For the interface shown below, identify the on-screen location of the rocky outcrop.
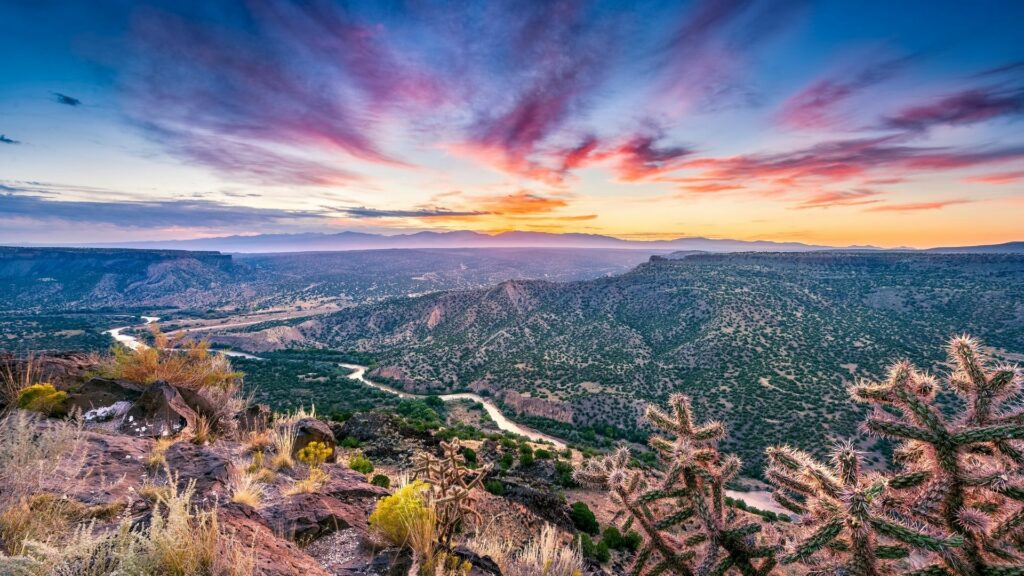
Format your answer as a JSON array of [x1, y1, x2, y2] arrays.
[[119, 381, 191, 437], [219, 503, 332, 576], [321, 464, 391, 502], [336, 411, 436, 465], [164, 441, 234, 497], [66, 378, 143, 414], [261, 493, 368, 541]]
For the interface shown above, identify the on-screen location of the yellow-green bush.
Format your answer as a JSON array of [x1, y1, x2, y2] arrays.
[[16, 384, 67, 416], [368, 481, 430, 547]]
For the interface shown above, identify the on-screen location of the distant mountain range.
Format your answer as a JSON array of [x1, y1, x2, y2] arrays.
[[76, 230, 888, 253]]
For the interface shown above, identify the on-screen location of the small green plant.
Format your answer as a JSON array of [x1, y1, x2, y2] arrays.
[[484, 479, 505, 496], [297, 441, 333, 468], [461, 447, 477, 466], [340, 436, 360, 448], [16, 384, 67, 416], [569, 502, 598, 535], [535, 448, 552, 460], [348, 452, 374, 474], [370, 474, 391, 488]]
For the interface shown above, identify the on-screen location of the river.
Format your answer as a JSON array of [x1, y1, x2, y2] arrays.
[[106, 316, 785, 514]]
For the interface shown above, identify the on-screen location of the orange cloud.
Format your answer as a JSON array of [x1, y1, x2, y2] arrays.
[[965, 171, 1024, 184], [865, 199, 971, 212], [477, 190, 569, 215]]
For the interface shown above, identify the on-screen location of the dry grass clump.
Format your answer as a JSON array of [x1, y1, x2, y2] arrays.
[[230, 472, 266, 508], [0, 411, 87, 554], [503, 524, 583, 576], [1, 354, 41, 409], [273, 405, 316, 428], [269, 423, 296, 471], [106, 326, 242, 391], [4, 480, 255, 576], [147, 437, 177, 470]]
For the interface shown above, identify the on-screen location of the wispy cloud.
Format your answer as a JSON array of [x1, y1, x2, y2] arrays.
[[965, 170, 1024, 184], [0, 185, 326, 230], [794, 189, 883, 209], [0, 134, 19, 145], [52, 92, 81, 106], [777, 54, 912, 129], [865, 199, 971, 212], [882, 86, 1024, 132], [342, 207, 488, 219]]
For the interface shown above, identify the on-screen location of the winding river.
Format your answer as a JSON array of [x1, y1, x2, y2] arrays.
[[340, 363, 567, 449], [106, 316, 786, 514]]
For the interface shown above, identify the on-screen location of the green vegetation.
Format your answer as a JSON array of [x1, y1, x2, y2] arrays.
[[348, 453, 374, 474], [316, 252, 1024, 475], [569, 502, 598, 535], [15, 384, 66, 416]]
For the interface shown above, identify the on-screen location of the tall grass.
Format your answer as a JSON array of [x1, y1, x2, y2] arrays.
[[0, 411, 87, 553], [503, 524, 583, 576]]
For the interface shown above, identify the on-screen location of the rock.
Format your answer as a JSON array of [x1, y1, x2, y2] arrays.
[[66, 377, 143, 414], [305, 529, 415, 576], [119, 381, 192, 437], [45, 430, 153, 509], [261, 493, 368, 541], [321, 464, 390, 502], [164, 441, 233, 498], [451, 546, 503, 576], [292, 417, 337, 463], [238, 403, 272, 433], [337, 411, 436, 465], [83, 400, 133, 424], [501, 479, 573, 530], [218, 503, 331, 576]]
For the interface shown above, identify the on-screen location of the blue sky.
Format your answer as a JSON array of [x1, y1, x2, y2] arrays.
[[1, 0, 1023, 247]]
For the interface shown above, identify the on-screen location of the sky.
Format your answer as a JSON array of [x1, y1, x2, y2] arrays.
[[1, 0, 1023, 248]]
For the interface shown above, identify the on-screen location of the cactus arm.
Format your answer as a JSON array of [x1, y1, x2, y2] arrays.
[[781, 519, 843, 564]]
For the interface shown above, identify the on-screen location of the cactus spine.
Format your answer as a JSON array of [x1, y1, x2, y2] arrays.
[[849, 336, 1024, 575], [765, 442, 960, 574]]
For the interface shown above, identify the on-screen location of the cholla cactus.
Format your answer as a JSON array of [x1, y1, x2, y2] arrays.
[[849, 336, 1024, 575], [766, 442, 960, 574], [412, 438, 491, 548], [575, 394, 776, 576]]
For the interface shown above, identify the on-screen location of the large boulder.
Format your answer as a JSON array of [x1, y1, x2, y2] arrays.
[[218, 503, 331, 576], [291, 417, 337, 463], [261, 492, 367, 541], [119, 381, 193, 437], [164, 441, 234, 498], [336, 411, 436, 465], [66, 378, 144, 415]]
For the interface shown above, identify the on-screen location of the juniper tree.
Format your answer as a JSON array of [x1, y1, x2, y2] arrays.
[[849, 336, 1024, 575], [765, 442, 960, 575], [575, 394, 777, 576]]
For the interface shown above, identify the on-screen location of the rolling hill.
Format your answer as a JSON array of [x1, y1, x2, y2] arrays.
[[304, 252, 1024, 474]]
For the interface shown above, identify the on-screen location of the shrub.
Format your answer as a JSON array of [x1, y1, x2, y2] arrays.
[[348, 453, 374, 474], [105, 326, 241, 391], [577, 533, 595, 560], [484, 480, 505, 496], [534, 448, 551, 460], [370, 474, 391, 488], [601, 526, 622, 549], [554, 460, 576, 488], [500, 453, 514, 470], [594, 540, 610, 564], [369, 481, 431, 546], [460, 447, 477, 466], [339, 436, 360, 448], [16, 384, 67, 416], [518, 447, 534, 467], [569, 502, 598, 535]]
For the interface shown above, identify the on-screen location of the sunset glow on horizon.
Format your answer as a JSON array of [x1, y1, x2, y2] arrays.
[[1, 1, 1022, 248]]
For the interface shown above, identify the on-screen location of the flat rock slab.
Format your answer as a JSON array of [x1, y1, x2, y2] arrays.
[[261, 492, 368, 541], [164, 441, 234, 498], [219, 503, 331, 576]]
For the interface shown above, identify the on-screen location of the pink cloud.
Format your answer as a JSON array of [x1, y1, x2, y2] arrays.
[[866, 199, 971, 212]]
